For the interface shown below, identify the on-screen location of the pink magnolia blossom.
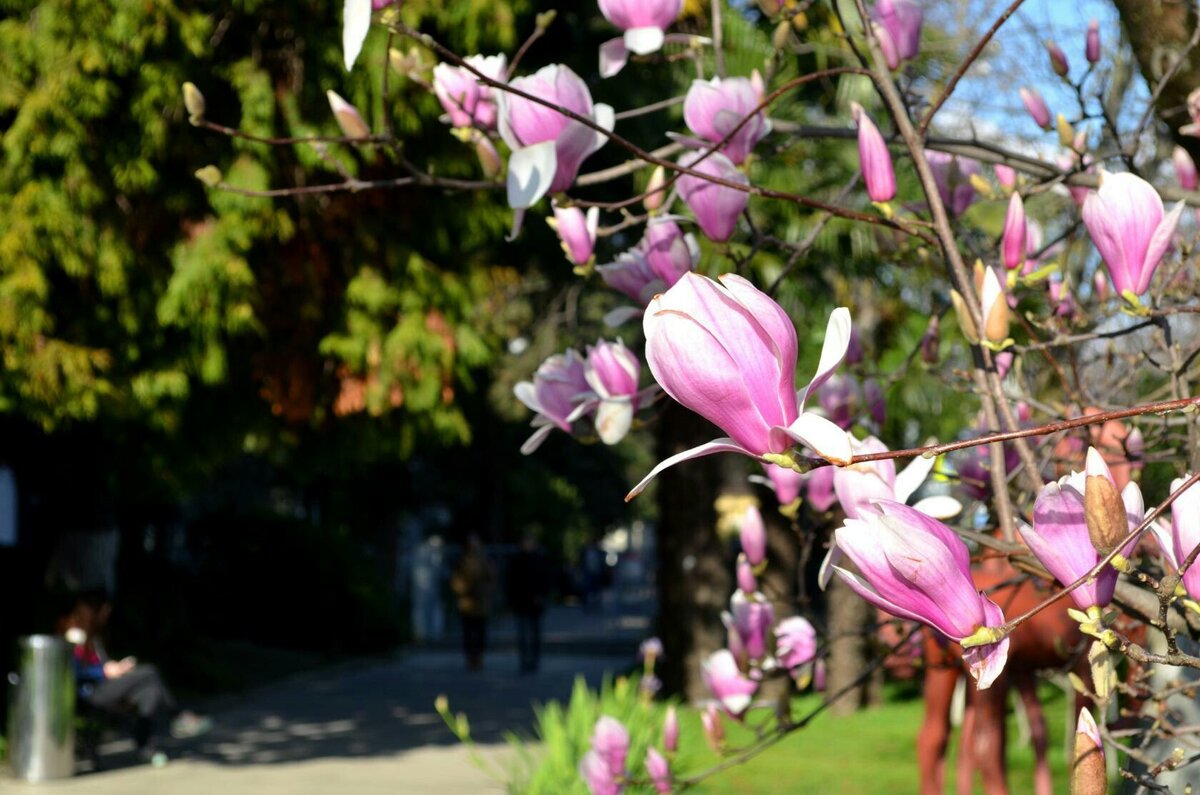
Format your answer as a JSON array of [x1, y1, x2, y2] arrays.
[[500, 65, 614, 220], [645, 747, 672, 794], [1150, 476, 1200, 600], [739, 505, 767, 565], [589, 716, 629, 783], [682, 76, 769, 165], [628, 274, 853, 499], [640, 219, 700, 286], [514, 350, 592, 454], [736, 556, 757, 594], [580, 751, 621, 795], [701, 705, 724, 749], [598, 251, 660, 305], [994, 164, 1017, 191], [764, 463, 803, 504], [1019, 87, 1052, 130], [1022, 448, 1144, 610], [1082, 170, 1184, 298], [326, 90, 371, 139], [926, 151, 980, 217], [724, 591, 775, 660], [851, 103, 895, 202], [818, 374, 862, 431], [871, 0, 923, 69], [676, 151, 749, 242], [1085, 20, 1100, 64], [549, 204, 600, 267], [1002, 192, 1026, 270], [598, 0, 683, 77], [432, 54, 507, 130], [663, 706, 679, 753], [701, 649, 758, 716], [774, 616, 817, 670], [584, 340, 655, 445], [831, 500, 1010, 688], [803, 466, 838, 512], [1174, 146, 1198, 191]]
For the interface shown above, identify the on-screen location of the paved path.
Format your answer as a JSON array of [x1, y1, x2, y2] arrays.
[[7, 607, 641, 794]]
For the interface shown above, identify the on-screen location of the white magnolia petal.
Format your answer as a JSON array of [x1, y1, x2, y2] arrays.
[[626, 438, 751, 500], [603, 306, 645, 327], [624, 26, 666, 55], [911, 495, 963, 520], [785, 412, 853, 466], [520, 424, 557, 455], [894, 452, 936, 503], [595, 399, 634, 445], [506, 141, 559, 210], [817, 542, 843, 590], [342, 0, 373, 71], [599, 38, 629, 78], [800, 307, 853, 408]]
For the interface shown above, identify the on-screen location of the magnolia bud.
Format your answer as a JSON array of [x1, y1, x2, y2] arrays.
[[1020, 87, 1051, 130], [472, 133, 502, 178], [1084, 448, 1127, 554], [979, 264, 1010, 344], [183, 82, 206, 124], [950, 289, 979, 345], [737, 554, 757, 594], [663, 706, 679, 753], [1045, 40, 1069, 78], [701, 705, 725, 751], [535, 10, 557, 31], [643, 166, 667, 213], [739, 505, 767, 566], [1085, 20, 1100, 65], [968, 172, 994, 199], [326, 90, 372, 139], [1056, 114, 1076, 149], [758, 0, 782, 16], [1072, 709, 1106, 795], [772, 20, 792, 50]]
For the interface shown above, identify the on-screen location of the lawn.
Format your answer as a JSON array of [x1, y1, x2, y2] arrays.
[[677, 685, 1071, 794]]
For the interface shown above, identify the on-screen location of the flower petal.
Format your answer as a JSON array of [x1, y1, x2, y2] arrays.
[[507, 141, 559, 209], [781, 412, 852, 465], [624, 26, 665, 55], [342, 0, 373, 71], [961, 595, 1010, 690], [799, 308, 853, 408], [626, 438, 752, 500], [599, 38, 629, 78]]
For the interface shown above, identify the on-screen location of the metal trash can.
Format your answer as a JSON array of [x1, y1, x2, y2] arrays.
[[7, 635, 75, 781]]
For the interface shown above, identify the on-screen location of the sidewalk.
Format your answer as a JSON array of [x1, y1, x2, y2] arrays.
[[7, 607, 641, 794]]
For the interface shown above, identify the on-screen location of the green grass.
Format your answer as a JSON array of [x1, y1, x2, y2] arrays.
[[675, 686, 1071, 794]]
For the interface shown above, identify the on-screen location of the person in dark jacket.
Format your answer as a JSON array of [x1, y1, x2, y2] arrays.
[[506, 536, 551, 673]]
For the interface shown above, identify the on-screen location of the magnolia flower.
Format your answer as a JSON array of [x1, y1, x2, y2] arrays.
[[1174, 146, 1198, 191], [433, 54, 507, 130], [1020, 87, 1052, 129], [1072, 709, 1105, 795], [326, 90, 371, 139], [851, 103, 895, 203], [580, 751, 621, 795], [739, 505, 767, 565], [681, 76, 769, 165], [1085, 20, 1100, 64], [591, 716, 630, 777], [639, 636, 664, 662], [701, 649, 758, 716], [342, 0, 395, 71], [994, 164, 1017, 192], [676, 151, 750, 242], [1044, 39, 1069, 77], [774, 616, 817, 670], [645, 747, 672, 794], [628, 274, 853, 499], [598, 0, 684, 78], [926, 151, 980, 217], [701, 704, 724, 750], [1001, 192, 1026, 270], [499, 65, 614, 227], [871, 0, 923, 69], [548, 204, 600, 267], [764, 463, 803, 504], [640, 219, 700, 287], [584, 339, 655, 445], [598, 251, 660, 305], [663, 706, 679, 753], [1150, 475, 1200, 600], [724, 591, 775, 660], [736, 556, 757, 594], [1082, 170, 1184, 299], [831, 500, 1010, 688], [1022, 448, 1143, 610], [514, 350, 593, 454]]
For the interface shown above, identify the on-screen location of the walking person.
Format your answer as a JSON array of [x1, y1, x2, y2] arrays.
[[506, 535, 551, 674], [450, 535, 494, 671]]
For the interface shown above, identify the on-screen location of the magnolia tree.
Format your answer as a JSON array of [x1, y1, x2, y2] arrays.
[[190, 0, 1200, 790]]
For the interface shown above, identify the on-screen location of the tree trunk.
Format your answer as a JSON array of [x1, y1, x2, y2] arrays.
[[1112, 0, 1200, 158], [825, 568, 880, 716], [656, 405, 731, 700]]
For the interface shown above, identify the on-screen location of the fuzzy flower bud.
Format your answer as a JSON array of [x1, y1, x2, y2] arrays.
[[1001, 192, 1026, 271], [1020, 87, 1051, 130], [1071, 709, 1105, 795], [1044, 40, 1069, 78], [183, 82, 206, 124], [851, 102, 895, 203], [1085, 20, 1100, 64]]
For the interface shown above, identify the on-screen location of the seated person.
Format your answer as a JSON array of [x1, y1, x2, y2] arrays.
[[62, 592, 211, 761]]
